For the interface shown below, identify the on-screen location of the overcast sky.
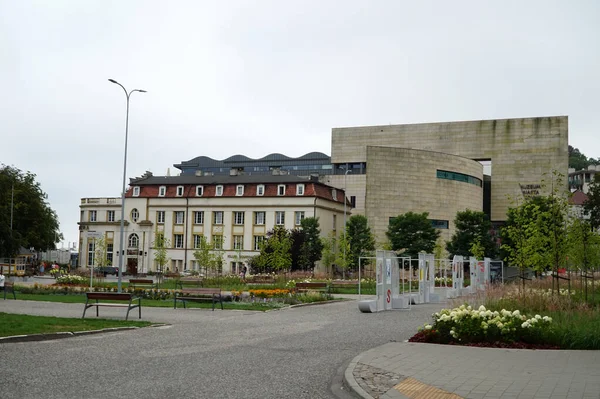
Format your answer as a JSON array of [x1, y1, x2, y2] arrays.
[[1, 0, 599, 249]]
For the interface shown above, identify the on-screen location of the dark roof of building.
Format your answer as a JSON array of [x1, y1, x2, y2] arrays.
[[570, 190, 588, 205], [130, 174, 315, 186], [173, 152, 331, 169]]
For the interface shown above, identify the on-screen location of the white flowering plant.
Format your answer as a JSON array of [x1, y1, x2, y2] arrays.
[[418, 304, 553, 345]]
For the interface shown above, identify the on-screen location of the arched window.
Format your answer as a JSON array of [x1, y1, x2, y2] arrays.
[[131, 208, 139, 222], [129, 233, 139, 248]]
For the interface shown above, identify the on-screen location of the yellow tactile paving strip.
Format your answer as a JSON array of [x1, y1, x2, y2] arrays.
[[394, 377, 463, 399]]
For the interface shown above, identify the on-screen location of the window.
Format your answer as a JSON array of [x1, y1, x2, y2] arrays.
[[254, 211, 265, 225], [213, 211, 223, 225], [193, 234, 203, 249], [233, 235, 243, 250], [80, 210, 84, 222], [295, 211, 305, 225], [89, 211, 97, 222], [236, 185, 244, 196], [256, 185, 265, 196], [159, 186, 166, 197], [174, 211, 185, 225], [350, 196, 356, 208], [157, 211, 165, 224], [436, 170, 482, 187], [253, 235, 265, 250], [332, 214, 337, 230], [234, 211, 245, 225], [196, 185, 204, 196], [107, 210, 115, 222], [332, 189, 337, 200], [106, 243, 113, 264], [174, 234, 184, 248], [130, 209, 139, 222], [212, 235, 223, 250], [177, 186, 184, 196], [277, 185, 286, 196], [275, 211, 285, 225], [430, 219, 449, 229], [88, 242, 94, 266], [133, 186, 140, 197], [128, 233, 139, 248], [296, 184, 305, 195], [216, 185, 223, 196], [194, 211, 204, 224]]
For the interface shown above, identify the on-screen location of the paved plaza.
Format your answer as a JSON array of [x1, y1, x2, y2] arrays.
[[1, 294, 599, 399]]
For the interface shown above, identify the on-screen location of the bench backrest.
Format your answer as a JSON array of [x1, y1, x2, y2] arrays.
[[181, 288, 220, 295], [295, 282, 327, 289], [129, 279, 154, 284], [330, 281, 359, 285], [86, 292, 132, 301]]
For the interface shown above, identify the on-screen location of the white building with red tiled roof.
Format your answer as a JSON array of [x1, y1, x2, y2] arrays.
[[78, 173, 348, 275]]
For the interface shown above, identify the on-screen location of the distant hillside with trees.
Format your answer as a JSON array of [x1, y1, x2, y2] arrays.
[[569, 145, 599, 170]]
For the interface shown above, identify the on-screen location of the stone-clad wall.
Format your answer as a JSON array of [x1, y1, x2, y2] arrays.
[[366, 146, 483, 244], [332, 116, 568, 222]]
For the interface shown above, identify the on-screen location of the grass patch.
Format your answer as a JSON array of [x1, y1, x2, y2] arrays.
[[0, 312, 151, 338]]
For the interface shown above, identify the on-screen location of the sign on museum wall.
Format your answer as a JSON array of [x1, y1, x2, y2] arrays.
[[519, 184, 541, 199]]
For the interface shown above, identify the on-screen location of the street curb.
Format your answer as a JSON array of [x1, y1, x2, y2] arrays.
[[0, 324, 167, 344], [343, 352, 373, 399]]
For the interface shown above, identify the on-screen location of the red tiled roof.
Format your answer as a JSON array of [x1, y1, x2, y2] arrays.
[[569, 190, 588, 206]]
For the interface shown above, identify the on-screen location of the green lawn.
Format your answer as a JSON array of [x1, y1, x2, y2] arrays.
[[14, 293, 285, 311], [0, 312, 152, 338]]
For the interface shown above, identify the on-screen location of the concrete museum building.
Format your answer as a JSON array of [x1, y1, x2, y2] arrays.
[[79, 115, 568, 274]]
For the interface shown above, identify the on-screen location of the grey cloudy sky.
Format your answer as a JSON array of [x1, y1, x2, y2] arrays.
[[1, 0, 599, 249]]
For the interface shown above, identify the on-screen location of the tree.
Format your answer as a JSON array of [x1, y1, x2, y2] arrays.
[[334, 232, 351, 277], [346, 214, 375, 271], [299, 217, 323, 270], [0, 165, 62, 257], [584, 175, 600, 230], [152, 230, 170, 274], [446, 210, 496, 259], [289, 228, 305, 271], [567, 218, 600, 301], [93, 235, 111, 269], [193, 235, 213, 275], [386, 212, 440, 258], [266, 226, 292, 272], [320, 231, 337, 276]]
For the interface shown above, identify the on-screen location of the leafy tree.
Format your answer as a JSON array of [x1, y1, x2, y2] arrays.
[[470, 238, 485, 260], [567, 218, 600, 301], [251, 227, 292, 273], [0, 165, 62, 257], [320, 231, 337, 276], [446, 210, 496, 259], [569, 145, 590, 170], [584, 175, 600, 230], [346, 215, 375, 271], [193, 235, 214, 275], [334, 232, 351, 278], [299, 217, 323, 270], [152, 230, 170, 274], [93, 235, 112, 268], [289, 228, 305, 271], [386, 212, 440, 258]]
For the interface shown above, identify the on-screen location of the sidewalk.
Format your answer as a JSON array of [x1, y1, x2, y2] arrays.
[[345, 342, 600, 399]]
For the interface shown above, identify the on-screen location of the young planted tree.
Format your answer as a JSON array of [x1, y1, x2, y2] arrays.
[[386, 212, 440, 258], [320, 231, 337, 277], [446, 210, 496, 259], [152, 230, 170, 286], [266, 226, 292, 272], [94, 235, 111, 267], [583, 174, 600, 230], [193, 235, 213, 276], [346, 215, 375, 272], [334, 232, 351, 278], [567, 218, 600, 302]]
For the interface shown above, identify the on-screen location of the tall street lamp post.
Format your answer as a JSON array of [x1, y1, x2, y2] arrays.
[[109, 79, 146, 293], [343, 168, 352, 278]]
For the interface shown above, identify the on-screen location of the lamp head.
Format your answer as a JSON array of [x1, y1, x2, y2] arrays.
[[108, 79, 118, 84], [138, 90, 147, 93]]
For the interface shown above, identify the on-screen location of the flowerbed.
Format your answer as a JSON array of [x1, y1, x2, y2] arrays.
[[410, 304, 553, 347]]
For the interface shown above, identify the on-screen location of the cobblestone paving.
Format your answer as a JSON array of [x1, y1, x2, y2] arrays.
[[353, 362, 406, 398]]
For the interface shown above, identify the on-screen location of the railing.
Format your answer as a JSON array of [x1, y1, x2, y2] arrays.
[[81, 198, 120, 205]]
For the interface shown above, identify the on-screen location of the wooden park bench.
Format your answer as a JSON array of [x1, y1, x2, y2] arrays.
[[82, 292, 141, 320], [2, 282, 16, 300], [176, 277, 204, 289], [328, 280, 360, 293], [174, 287, 223, 311], [247, 276, 276, 285], [128, 279, 155, 289], [295, 282, 329, 293]]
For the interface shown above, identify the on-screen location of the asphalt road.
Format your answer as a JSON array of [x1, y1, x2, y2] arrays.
[[0, 299, 441, 399]]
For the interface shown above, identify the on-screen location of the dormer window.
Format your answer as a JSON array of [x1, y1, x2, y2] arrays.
[[332, 189, 337, 200], [133, 186, 140, 197], [176, 186, 184, 196], [277, 185, 286, 196], [159, 186, 166, 197], [236, 185, 244, 196], [257, 185, 265, 196], [196, 185, 204, 196], [296, 184, 304, 196], [216, 185, 223, 196]]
